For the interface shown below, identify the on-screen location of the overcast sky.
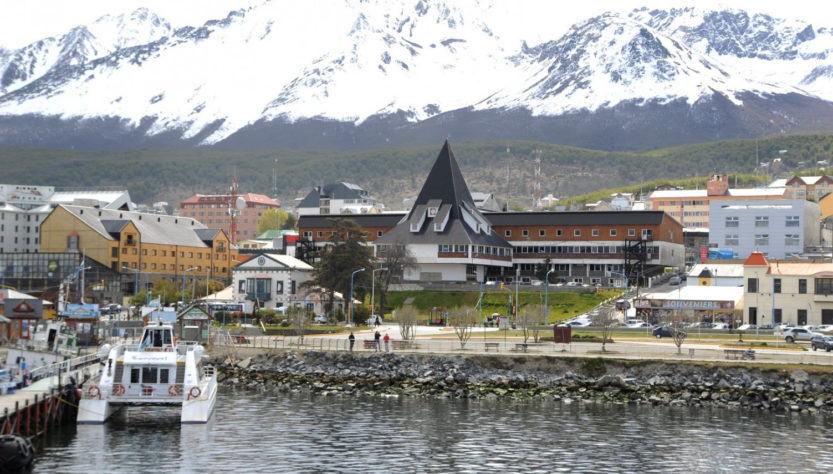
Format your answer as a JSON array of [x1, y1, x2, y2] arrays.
[[0, 0, 829, 50]]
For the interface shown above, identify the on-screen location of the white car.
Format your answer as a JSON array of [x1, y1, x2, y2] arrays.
[[815, 324, 833, 333], [737, 324, 757, 331], [711, 322, 729, 330], [781, 327, 819, 343]]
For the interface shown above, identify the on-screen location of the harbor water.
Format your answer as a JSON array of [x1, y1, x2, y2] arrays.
[[33, 386, 833, 472]]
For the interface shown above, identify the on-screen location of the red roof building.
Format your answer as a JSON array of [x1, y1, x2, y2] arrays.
[[180, 193, 280, 243]]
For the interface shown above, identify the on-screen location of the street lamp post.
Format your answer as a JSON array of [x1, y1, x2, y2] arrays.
[[349, 268, 365, 327], [181, 267, 197, 308], [371, 266, 387, 320], [515, 267, 520, 322], [545, 269, 554, 325]]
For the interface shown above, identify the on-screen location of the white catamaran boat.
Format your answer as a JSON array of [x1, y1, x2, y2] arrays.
[[77, 321, 217, 424]]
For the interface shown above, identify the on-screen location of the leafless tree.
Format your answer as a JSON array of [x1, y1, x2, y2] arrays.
[[660, 308, 695, 354], [395, 305, 418, 341], [450, 306, 474, 349], [377, 242, 418, 316], [289, 306, 308, 344], [590, 307, 619, 352], [518, 304, 546, 344]]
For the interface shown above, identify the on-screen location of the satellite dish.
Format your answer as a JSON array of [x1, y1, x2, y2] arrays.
[[235, 197, 246, 210]]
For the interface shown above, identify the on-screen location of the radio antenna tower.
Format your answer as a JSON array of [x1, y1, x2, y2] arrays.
[[229, 173, 239, 245], [272, 158, 278, 200], [533, 149, 542, 209]]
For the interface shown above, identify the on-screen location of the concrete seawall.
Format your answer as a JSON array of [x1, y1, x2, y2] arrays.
[[212, 350, 833, 414]]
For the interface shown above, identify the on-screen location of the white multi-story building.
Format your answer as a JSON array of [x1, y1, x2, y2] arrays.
[[231, 253, 313, 311], [0, 184, 131, 253], [709, 199, 820, 259], [296, 183, 384, 216]]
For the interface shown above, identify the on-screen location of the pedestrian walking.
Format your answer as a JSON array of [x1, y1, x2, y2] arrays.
[[348, 331, 355, 352], [374, 330, 381, 352], [383, 332, 390, 352]]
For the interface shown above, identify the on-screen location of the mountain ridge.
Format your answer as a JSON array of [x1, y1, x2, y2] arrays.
[[1, 1, 832, 150]]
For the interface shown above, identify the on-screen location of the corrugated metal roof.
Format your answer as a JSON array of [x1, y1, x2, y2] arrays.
[[60, 205, 214, 247]]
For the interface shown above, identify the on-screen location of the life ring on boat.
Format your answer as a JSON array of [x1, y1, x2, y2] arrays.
[[112, 384, 126, 396], [169, 385, 182, 397], [187, 386, 201, 400], [87, 384, 101, 400]]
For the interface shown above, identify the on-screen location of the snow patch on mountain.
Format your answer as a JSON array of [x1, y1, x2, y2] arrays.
[[0, 1, 832, 146]]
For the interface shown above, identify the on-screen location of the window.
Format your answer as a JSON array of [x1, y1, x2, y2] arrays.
[[276, 281, 284, 294], [754, 234, 769, 246], [591, 229, 599, 237], [725, 234, 739, 246], [111, 247, 118, 258], [748, 278, 758, 293], [574, 229, 581, 237], [522, 230, 529, 237], [816, 278, 833, 295], [142, 367, 158, 384], [377, 231, 383, 237], [556, 229, 563, 237], [786, 216, 800, 227], [798, 309, 808, 326], [774, 308, 782, 324], [785, 234, 799, 246], [628, 229, 636, 237], [67, 234, 78, 250], [799, 279, 807, 294], [539, 229, 546, 237], [754, 216, 769, 227], [610, 229, 617, 237], [131, 368, 140, 384], [725, 216, 739, 227], [774, 278, 781, 293], [505, 230, 512, 237], [142, 249, 147, 255]]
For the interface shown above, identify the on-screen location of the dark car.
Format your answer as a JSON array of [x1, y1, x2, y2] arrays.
[[811, 335, 833, 351], [652, 326, 684, 339]]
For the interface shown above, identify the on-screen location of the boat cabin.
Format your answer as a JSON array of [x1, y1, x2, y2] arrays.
[[139, 323, 175, 352]]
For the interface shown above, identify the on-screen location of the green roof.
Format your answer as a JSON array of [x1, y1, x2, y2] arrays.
[[256, 229, 294, 239]]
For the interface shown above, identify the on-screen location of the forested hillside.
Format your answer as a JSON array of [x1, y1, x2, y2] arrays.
[[2, 134, 831, 209]]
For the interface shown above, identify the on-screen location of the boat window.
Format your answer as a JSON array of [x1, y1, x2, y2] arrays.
[[160, 368, 170, 384], [142, 367, 158, 383], [153, 331, 162, 347], [164, 331, 172, 346], [131, 368, 140, 384]]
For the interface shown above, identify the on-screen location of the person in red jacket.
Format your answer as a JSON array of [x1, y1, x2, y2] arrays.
[[383, 332, 391, 352]]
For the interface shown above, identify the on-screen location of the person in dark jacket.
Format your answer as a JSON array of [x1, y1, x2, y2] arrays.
[[348, 331, 355, 352], [374, 330, 381, 352]]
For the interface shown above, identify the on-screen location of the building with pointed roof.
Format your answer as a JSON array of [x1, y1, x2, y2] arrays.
[[374, 140, 513, 282], [298, 140, 684, 285]]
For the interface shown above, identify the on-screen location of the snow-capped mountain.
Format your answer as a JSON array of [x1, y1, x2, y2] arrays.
[[1, 1, 832, 150]]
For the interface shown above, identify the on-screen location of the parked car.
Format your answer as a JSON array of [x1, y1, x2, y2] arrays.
[[737, 324, 757, 331], [313, 314, 328, 324], [811, 335, 833, 351], [652, 326, 684, 339], [566, 281, 581, 287], [711, 322, 729, 330], [668, 276, 682, 286], [781, 327, 818, 343], [815, 325, 833, 333]]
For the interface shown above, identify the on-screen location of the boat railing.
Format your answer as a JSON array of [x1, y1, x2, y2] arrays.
[[101, 382, 190, 399], [27, 353, 101, 385]]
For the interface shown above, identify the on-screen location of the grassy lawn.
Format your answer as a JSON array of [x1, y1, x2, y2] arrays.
[[385, 289, 621, 321]]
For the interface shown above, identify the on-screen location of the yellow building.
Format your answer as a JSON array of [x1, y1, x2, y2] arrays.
[[40, 205, 237, 284]]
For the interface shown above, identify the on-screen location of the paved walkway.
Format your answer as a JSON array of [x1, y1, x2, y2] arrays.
[[223, 323, 833, 367]]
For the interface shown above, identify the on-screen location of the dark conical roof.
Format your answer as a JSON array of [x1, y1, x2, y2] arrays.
[[412, 139, 475, 219]]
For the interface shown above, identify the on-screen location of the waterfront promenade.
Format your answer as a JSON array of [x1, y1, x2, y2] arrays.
[[216, 323, 833, 367]]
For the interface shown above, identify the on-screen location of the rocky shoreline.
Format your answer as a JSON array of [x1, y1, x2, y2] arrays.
[[212, 350, 833, 414]]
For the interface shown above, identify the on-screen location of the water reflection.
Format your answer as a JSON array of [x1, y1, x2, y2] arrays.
[[34, 387, 833, 472]]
